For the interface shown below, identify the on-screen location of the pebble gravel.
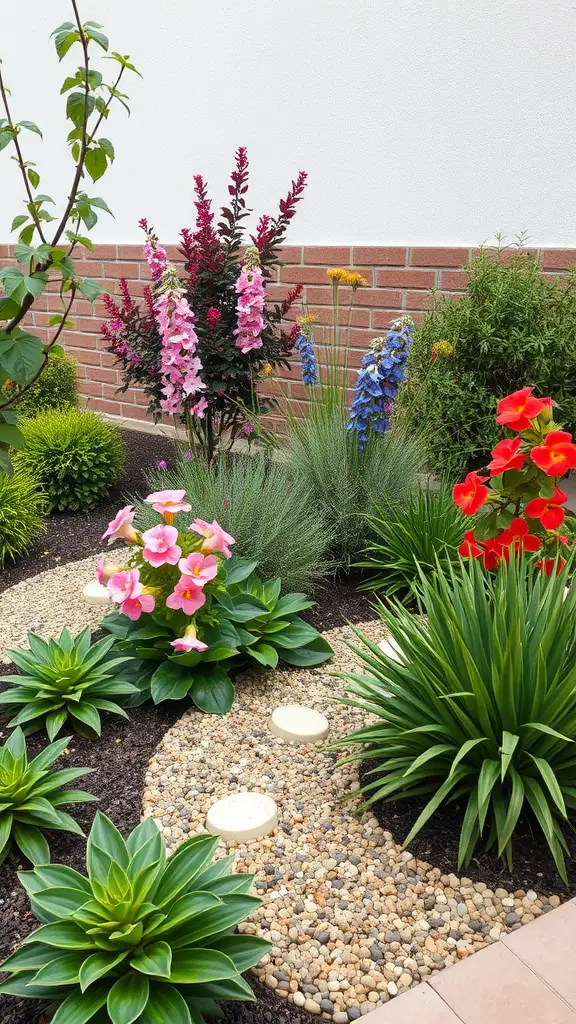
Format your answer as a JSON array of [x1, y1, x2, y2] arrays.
[[141, 620, 561, 1020]]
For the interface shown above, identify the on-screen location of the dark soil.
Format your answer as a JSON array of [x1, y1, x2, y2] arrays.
[[0, 428, 177, 594], [364, 761, 576, 899]]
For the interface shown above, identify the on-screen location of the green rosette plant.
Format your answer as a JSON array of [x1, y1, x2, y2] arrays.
[[333, 556, 576, 881], [0, 812, 271, 1024], [0, 628, 139, 740], [0, 728, 95, 866]]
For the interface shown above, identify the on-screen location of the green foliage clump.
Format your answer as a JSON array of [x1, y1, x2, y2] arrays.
[[0, 812, 271, 1022], [136, 453, 334, 592], [0, 727, 94, 867], [0, 469, 47, 566], [358, 485, 466, 600], [283, 401, 424, 566], [8, 353, 78, 418], [334, 557, 576, 881], [397, 245, 576, 480], [0, 628, 140, 740], [14, 408, 126, 511]]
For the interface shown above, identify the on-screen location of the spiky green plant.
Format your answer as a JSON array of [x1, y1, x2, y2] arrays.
[[13, 408, 125, 512], [0, 628, 139, 740], [0, 728, 94, 866], [0, 469, 47, 567], [0, 812, 271, 1023], [334, 556, 576, 881], [135, 453, 334, 592], [357, 484, 466, 600]]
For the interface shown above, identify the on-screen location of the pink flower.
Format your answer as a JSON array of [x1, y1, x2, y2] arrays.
[[191, 396, 208, 418], [121, 591, 155, 621], [96, 556, 124, 585], [207, 306, 222, 330], [145, 489, 192, 523], [189, 518, 235, 558], [178, 551, 218, 587], [170, 623, 208, 653], [234, 252, 265, 354], [107, 568, 141, 604], [101, 506, 138, 545], [142, 524, 182, 568], [166, 576, 207, 616]]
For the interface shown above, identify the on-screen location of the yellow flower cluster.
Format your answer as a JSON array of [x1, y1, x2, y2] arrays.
[[431, 339, 454, 359], [326, 268, 368, 288], [297, 314, 317, 326], [261, 362, 273, 376]]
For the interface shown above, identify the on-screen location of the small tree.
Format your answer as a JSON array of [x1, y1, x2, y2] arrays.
[[0, 0, 140, 473]]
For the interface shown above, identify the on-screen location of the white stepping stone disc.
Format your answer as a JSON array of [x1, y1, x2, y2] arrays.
[[206, 792, 278, 841], [269, 704, 329, 744], [82, 581, 111, 606], [378, 636, 402, 662]]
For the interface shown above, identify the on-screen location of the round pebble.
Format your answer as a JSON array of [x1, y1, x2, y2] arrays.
[[270, 704, 330, 743], [82, 580, 111, 606], [206, 792, 278, 841]]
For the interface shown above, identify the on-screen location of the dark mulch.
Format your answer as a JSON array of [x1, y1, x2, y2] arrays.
[[0, 428, 177, 594], [364, 760, 576, 899]]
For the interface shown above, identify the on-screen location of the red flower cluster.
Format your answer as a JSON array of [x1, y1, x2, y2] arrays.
[[453, 387, 574, 574]]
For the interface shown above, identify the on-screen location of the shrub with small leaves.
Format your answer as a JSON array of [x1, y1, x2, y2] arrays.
[[6, 352, 78, 418], [0, 627, 139, 740], [0, 812, 271, 1023], [0, 727, 95, 866], [0, 469, 47, 566], [13, 408, 126, 511]]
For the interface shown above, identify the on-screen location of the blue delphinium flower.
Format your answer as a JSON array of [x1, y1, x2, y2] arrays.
[[295, 317, 319, 385], [347, 316, 414, 449]]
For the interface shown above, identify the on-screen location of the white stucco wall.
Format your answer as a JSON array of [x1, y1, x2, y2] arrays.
[[0, 0, 574, 246]]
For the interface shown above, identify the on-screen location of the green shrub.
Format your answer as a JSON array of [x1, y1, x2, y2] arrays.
[[7, 352, 78, 418], [358, 484, 466, 600], [0, 470, 47, 566], [0, 627, 140, 739], [14, 408, 126, 511], [284, 400, 424, 566], [0, 728, 94, 866], [397, 245, 576, 480], [0, 811, 271, 1020], [135, 453, 334, 591], [334, 557, 576, 880]]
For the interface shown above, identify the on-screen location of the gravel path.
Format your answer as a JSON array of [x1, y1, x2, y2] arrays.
[[141, 621, 561, 1021]]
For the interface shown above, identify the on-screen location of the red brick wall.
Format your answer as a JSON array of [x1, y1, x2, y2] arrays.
[[2, 243, 576, 431]]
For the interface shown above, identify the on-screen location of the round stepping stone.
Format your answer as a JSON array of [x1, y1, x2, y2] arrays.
[[378, 636, 402, 662], [206, 792, 278, 841], [82, 581, 111, 606], [269, 704, 329, 744]]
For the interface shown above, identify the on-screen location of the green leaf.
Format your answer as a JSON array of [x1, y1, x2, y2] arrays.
[[0, 266, 25, 294], [224, 556, 259, 585], [0, 331, 44, 385], [130, 940, 172, 979], [51, 983, 109, 1024], [107, 972, 149, 1024], [0, 422, 24, 448], [0, 296, 20, 319], [85, 27, 109, 51], [85, 146, 107, 182], [79, 951, 127, 992], [24, 273, 49, 299], [12, 822, 50, 865], [30, 952, 85, 987], [210, 935, 272, 973], [190, 669, 235, 715], [11, 214, 29, 232], [169, 949, 238, 984], [54, 29, 80, 60], [0, 130, 13, 151], [98, 137, 115, 161], [138, 983, 191, 1024], [150, 662, 191, 703], [28, 168, 40, 189], [66, 92, 96, 129], [278, 635, 333, 667], [87, 195, 114, 215], [18, 121, 43, 138], [77, 278, 103, 302]]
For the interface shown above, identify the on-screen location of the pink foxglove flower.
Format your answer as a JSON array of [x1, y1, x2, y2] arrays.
[[178, 551, 218, 587], [166, 576, 207, 616], [145, 489, 192, 522], [142, 524, 182, 568], [189, 518, 235, 558], [234, 246, 265, 354], [170, 624, 209, 653], [102, 506, 138, 545]]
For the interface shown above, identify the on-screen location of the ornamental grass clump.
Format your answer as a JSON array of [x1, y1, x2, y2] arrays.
[[0, 628, 139, 740], [14, 408, 126, 512], [0, 469, 47, 567], [0, 728, 94, 866], [334, 556, 576, 881], [0, 812, 270, 1022]]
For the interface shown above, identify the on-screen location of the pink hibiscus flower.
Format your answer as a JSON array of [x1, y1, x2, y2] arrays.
[[144, 489, 192, 523], [141, 524, 182, 568], [178, 551, 218, 587], [107, 569, 155, 621], [101, 505, 138, 545], [170, 624, 208, 653], [166, 576, 207, 616], [189, 518, 235, 558]]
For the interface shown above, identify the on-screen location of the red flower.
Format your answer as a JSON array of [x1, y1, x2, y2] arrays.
[[459, 530, 482, 558], [525, 486, 567, 530], [207, 306, 222, 330], [530, 430, 576, 476], [480, 536, 509, 570], [499, 517, 541, 553], [487, 437, 525, 475], [537, 558, 566, 576], [453, 472, 490, 515], [496, 387, 549, 432]]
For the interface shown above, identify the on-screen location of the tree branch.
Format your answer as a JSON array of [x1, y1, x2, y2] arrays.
[[0, 61, 47, 243]]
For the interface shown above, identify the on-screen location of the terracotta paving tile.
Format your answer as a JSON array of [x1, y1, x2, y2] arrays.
[[503, 902, 576, 1010], [430, 943, 575, 1023], [362, 983, 463, 1022]]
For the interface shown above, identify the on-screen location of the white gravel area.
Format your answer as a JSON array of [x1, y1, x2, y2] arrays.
[[142, 620, 560, 1021]]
